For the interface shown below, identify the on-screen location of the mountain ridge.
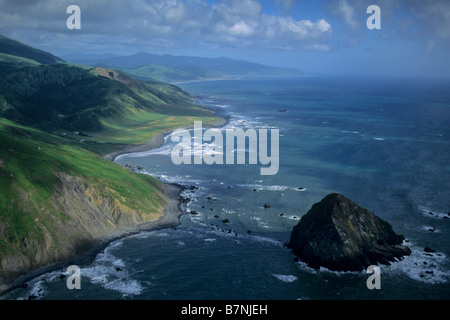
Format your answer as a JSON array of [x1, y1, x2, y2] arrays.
[[0, 35, 63, 65], [69, 51, 303, 82]]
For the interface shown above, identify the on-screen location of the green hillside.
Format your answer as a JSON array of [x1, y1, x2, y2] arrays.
[[0, 63, 218, 131], [0, 35, 63, 65], [0, 58, 220, 156], [0, 117, 170, 286], [0, 35, 222, 290]]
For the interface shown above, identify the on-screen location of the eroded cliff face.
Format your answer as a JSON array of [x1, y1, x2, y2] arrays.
[[0, 172, 168, 292], [53, 172, 165, 238]]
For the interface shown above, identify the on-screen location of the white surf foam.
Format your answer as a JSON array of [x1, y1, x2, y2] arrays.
[[418, 205, 449, 219], [237, 184, 307, 193], [272, 274, 298, 283], [80, 240, 145, 296], [388, 245, 449, 284]]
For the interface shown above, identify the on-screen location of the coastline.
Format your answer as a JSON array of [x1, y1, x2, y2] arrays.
[[1, 112, 228, 297], [0, 182, 184, 297], [103, 116, 229, 162]]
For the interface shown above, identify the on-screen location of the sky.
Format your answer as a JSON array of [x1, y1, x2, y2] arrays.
[[0, 0, 449, 78]]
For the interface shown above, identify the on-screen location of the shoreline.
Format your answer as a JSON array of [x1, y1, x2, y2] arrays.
[[0, 182, 185, 298], [1, 113, 229, 298], [103, 116, 229, 162]]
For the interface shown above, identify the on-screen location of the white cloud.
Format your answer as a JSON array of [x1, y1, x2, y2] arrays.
[[336, 0, 358, 29], [229, 21, 254, 37], [426, 39, 435, 53], [411, 0, 450, 39], [329, 0, 450, 40], [274, 0, 297, 12], [0, 0, 333, 51]]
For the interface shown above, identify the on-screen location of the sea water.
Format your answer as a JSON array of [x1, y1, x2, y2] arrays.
[[4, 75, 450, 300]]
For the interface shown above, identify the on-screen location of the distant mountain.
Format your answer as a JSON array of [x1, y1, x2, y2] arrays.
[[71, 52, 303, 82], [0, 35, 63, 65], [60, 52, 120, 62]]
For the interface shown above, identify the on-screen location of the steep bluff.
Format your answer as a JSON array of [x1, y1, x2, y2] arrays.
[[0, 172, 172, 292], [289, 193, 411, 271]]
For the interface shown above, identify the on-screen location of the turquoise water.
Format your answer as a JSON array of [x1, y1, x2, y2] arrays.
[[4, 75, 450, 300]]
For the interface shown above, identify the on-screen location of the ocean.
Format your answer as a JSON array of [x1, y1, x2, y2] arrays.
[[4, 75, 450, 300]]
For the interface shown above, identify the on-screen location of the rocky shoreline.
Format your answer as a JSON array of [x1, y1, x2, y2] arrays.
[[0, 182, 185, 296], [1, 116, 227, 296]]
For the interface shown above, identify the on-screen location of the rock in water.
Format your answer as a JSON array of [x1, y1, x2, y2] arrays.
[[289, 193, 411, 271]]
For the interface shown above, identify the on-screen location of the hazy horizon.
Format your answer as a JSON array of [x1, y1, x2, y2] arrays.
[[1, 0, 449, 78]]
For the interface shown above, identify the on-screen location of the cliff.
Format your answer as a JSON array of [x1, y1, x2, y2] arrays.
[[0, 169, 178, 292]]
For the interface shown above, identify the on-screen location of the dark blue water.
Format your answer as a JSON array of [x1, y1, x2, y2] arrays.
[[5, 75, 450, 300]]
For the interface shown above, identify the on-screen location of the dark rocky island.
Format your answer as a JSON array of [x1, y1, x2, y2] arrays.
[[289, 193, 411, 271]]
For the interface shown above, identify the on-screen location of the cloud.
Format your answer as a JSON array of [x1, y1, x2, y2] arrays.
[[274, 0, 297, 12], [410, 0, 450, 39], [336, 0, 358, 29], [0, 0, 333, 52], [328, 0, 450, 40]]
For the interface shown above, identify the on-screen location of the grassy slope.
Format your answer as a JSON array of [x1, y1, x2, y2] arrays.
[[0, 35, 63, 65], [0, 36, 223, 286], [0, 64, 221, 155], [0, 118, 167, 262], [71, 67, 221, 155], [0, 53, 40, 68]]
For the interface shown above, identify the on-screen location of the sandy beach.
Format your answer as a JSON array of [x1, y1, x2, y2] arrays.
[[103, 116, 228, 162]]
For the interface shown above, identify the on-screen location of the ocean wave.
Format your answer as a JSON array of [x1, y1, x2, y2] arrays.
[[126, 230, 170, 241], [421, 225, 440, 233], [272, 274, 298, 283], [279, 215, 300, 220], [294, 243, 449, 284], [155, 174, 204, 187], [224, 114, 263, 130], [294, 259, 367, 276], [11, 239, 143, 299], [81, 240, 145, 296], [388, 244, 449, 284], [237, 184, 306, 192], [418, 205, 449, 219], [15, 275, 55, 300]]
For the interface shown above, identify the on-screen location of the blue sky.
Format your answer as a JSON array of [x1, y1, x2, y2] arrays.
[[0, 0, 449, 78]]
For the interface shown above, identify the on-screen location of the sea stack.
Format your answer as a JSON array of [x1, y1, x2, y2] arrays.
[[289, 193, 411, 271]]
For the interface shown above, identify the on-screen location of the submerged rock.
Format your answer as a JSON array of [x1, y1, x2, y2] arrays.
[[423, 247, 436, 253], [289, 193, 411, 271]]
